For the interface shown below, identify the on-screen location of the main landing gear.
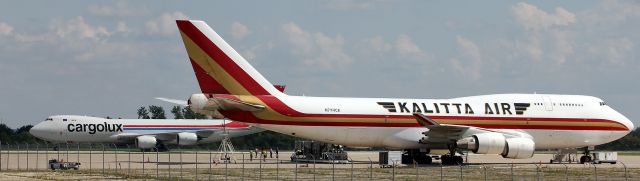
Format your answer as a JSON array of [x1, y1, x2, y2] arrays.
[[579, 147, 593, 164], [441, 144, 464, 165], [401, 149, 432, 164]]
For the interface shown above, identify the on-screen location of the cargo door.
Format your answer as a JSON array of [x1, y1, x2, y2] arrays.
[[542, 96, 553, 111]]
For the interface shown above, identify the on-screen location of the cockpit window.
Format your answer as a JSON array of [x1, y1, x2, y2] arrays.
[[63, 119, 67, 121], [45, 118, 53, 121], [599, 102, 607, 106]]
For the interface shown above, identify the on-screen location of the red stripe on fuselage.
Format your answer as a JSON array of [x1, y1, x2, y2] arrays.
[[124, 123, 249, 129], [221, 110, 627, 131]]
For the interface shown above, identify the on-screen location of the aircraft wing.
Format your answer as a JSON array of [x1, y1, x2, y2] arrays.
[[113, 130, 219, 142], [413, 113, 470, 144], [413, 113, 532, 145]]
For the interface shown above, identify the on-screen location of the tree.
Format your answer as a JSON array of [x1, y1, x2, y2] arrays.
[[598, 129, 640, 150], [171, 106, 184, 119], [14, 125, 41, 144], [0, 123, 14, 143], [182, 107, 208, 119], [137, 107, 150, 119], [149, 105, 166, 119], [0, 124, 43, 144]]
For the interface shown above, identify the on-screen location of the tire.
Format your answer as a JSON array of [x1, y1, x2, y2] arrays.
[[455, 156, 464, 165], [441, 155, 450, 165], [580, 156, 587, 164]]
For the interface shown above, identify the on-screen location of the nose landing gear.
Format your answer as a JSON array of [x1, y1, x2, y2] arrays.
[[441, 144, 464, 165]]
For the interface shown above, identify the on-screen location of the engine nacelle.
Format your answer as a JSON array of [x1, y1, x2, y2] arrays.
[[501, 138, 535, 159], [176, 132, 198, 146], [136, 136, 157, 149], [188, 94, 224, 118], [469, 132, 506, 154], [189, 93, 210, 112]]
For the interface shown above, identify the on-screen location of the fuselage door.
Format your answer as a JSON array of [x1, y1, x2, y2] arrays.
[[542, 96, 553, 111]]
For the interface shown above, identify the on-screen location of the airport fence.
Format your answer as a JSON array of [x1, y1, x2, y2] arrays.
[[0, 142, 638, 180]]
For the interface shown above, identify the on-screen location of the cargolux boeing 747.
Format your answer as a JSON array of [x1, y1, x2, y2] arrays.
[[171, 20, 633, 164], [30, 115, 262, 151]]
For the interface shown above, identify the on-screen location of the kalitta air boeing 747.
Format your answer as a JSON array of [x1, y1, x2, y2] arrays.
[[170, 20, 633, 164]]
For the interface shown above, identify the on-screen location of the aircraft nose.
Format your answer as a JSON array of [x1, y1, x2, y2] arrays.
[[29, 123, 46, 139], [622, 117, 634, 131]]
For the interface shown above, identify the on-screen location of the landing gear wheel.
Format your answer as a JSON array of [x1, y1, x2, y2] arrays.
[[580, 156, 592, 164], [441, 155, 463, 165], [422, 156, 433, 164], [416, 155, 432, 164], [454, 156, 463, 165], [441, 155, 450, 165]]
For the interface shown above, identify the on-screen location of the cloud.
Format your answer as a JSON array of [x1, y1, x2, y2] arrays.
[[395, 34, 427, 58], [587, 38, 634, 65], [509, 2, 576, 65], [230, 22, 250, 40], [365, 36, 392, 52], [451, 36, 482, 79], [282, 22, 353, 69], [115, 21, 130, 33], [50, 16, 111, 41], [87, 1, 148, 17], [512, 2, 576, 30], [324, 0, 393, 11], [239, 42, 274, 61], [0, 21, 12, 36], [145, 11, 189, 35]]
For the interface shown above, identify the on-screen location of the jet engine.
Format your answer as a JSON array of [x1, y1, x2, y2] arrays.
[[136, 136, 157, 149], [501, 137, 535, 159], [188, 93, 210, 112], [188, 94, 224, 118], [176, 132, 198, 146], [467, 132, 506, 154]]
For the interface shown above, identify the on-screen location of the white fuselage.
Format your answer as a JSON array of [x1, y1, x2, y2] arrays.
[[239, 94, 633, 150], [30, 115, 262, 144]]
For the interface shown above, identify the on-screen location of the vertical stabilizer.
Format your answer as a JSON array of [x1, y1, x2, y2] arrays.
[[176, 20, 283, 96]]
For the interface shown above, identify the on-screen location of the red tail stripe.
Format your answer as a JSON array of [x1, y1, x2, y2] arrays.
[[190, 58, 230, 94], [176, 20, 270, 95]]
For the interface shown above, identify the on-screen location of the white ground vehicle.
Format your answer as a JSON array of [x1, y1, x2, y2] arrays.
[[591, 152, 617, 164], [48, 159, 81, 170]]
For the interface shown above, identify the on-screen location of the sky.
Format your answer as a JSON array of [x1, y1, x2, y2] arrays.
[[0, 0, 638, 128]]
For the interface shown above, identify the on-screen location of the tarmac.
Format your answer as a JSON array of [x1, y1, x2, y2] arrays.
[[1, 151, 639, 180]]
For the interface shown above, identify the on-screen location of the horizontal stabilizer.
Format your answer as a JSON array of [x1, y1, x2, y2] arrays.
[[155, 97, 188, 106]]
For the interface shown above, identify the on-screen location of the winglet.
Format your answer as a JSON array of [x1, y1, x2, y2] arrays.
[[413, 113, 440, 127]]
